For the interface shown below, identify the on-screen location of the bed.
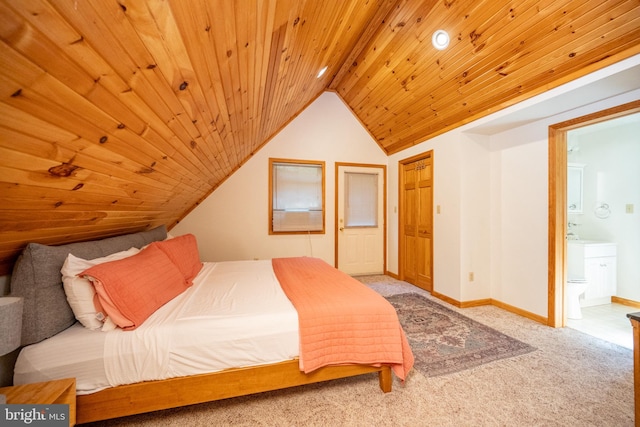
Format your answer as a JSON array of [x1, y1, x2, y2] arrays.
[[9, 226, 413, 424]]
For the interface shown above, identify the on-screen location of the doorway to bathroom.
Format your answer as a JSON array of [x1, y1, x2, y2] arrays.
[[547, 99, 640, 349]]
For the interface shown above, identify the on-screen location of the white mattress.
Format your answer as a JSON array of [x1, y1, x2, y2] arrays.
[[14, 260, 300, 395]]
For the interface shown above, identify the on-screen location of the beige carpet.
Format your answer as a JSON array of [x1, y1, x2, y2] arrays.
[[83, 276, 635, 427]]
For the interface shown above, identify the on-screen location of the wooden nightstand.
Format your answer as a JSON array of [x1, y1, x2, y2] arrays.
[[0, 378, 76, 426]]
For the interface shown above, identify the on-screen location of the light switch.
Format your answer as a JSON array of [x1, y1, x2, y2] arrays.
[[626, 204, 634, 214]]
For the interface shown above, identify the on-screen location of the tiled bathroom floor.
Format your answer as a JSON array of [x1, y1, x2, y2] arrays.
[[566, 303, 637, 349]]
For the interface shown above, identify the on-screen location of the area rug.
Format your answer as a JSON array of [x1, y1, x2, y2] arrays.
[[386, 293, 536, 377]]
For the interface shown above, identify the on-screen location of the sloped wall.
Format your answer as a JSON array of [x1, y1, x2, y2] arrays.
[[171, 92, 387, 265]]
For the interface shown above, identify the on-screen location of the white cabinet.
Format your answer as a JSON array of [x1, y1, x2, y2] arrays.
[[567, 241, 617, 307]]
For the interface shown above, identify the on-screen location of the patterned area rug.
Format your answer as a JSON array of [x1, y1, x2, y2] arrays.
[[386, 293, 536, 377]]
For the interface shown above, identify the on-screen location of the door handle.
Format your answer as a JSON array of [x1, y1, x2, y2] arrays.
[[339, 227, 344, 231]]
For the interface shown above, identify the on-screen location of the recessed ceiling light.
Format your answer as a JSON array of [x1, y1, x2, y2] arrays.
[[317, 66, 328, 78], [432, 30, 450, 50]]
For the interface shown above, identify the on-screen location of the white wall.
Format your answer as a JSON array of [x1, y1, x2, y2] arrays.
[[174, 58, 640, 319], [385, 130, 492, 304], [386, 132, 478, 302], [485, 119, 552, 315], [459, 133, 492, 302], [171, 92, 388, 266], [387, 89, 640, 318], [567, 118, 640, 302]]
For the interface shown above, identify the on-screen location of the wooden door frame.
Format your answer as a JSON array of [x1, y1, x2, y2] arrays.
[[334, 162, 387, 272], [398, 150, 433, 284], [547, 99, 640, 327]]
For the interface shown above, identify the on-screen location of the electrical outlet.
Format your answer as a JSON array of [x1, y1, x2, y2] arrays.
[[468, 272, 474, 282], [626, 204, 634, 214]]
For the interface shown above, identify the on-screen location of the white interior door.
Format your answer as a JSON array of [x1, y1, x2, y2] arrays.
[[337, 164, 385, 275]]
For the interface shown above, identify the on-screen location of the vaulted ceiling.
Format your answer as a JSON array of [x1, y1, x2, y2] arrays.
[[1, 0, 639, 275]]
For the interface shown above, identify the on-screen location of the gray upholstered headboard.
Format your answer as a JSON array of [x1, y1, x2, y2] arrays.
[[9, 226, 167, 346]]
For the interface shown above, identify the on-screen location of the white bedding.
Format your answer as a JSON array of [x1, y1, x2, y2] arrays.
[[14, 260, 300, 395]]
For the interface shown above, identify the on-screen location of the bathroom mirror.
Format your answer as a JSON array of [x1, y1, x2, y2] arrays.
[[567, 163, 584, 214]]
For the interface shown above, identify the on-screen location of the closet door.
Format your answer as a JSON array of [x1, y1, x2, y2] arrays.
[[402, 163, 417, 284], [415, 156, 433, 291], [400, 152, 433, 292]]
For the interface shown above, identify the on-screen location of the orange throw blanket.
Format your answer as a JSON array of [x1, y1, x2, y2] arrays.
[[272, 257, 414, 380]]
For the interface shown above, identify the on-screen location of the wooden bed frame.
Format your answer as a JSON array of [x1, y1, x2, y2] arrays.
[[9, 229, 397, 424], [76, 359, 392, 423]]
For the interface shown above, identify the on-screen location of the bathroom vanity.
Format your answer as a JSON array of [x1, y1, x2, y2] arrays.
[[567, 240, 617, 306]]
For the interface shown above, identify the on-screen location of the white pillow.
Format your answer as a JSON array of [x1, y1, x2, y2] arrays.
[[61, 247, 140, 330]]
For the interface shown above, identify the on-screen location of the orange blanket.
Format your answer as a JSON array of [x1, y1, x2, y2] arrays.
[[272, 257, 414, 380]]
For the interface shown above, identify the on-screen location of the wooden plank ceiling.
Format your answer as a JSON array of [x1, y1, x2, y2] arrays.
[[0, 0, 639, 275]]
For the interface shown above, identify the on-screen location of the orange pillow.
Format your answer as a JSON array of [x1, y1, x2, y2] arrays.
[[81, 245, 187, 330], [151, 234, 202, 285]]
